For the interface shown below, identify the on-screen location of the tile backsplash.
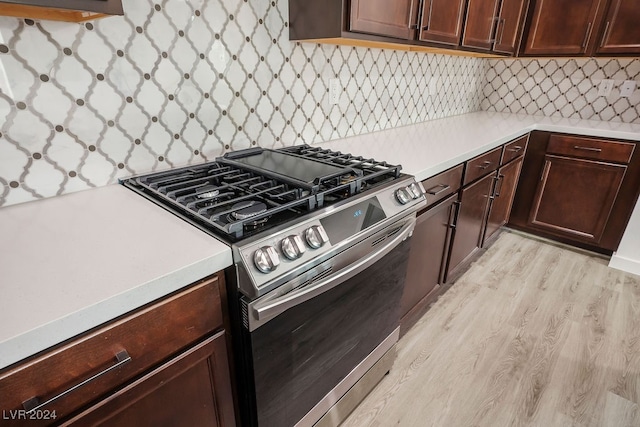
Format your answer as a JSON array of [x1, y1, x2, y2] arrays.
[[0, 0, 485, 207], [482, 58, 640, 123]]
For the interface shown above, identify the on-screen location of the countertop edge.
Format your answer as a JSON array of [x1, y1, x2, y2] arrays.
[[0, 250, 232, 371]]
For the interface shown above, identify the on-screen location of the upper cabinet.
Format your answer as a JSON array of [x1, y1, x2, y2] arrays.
[[349, 0, 419, 40], [0, 0, 123, 22], [522, 0, 640, 56], [419, 0, 467, 45], [594, 0, 640, 55], [522, 0, 603, 55], [461, 0, 528, 54], [289, 0, 639, 57]]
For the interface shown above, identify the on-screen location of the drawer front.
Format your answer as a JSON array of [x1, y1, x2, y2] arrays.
[[464, 146, 502, 185], [0, 273, 223, 426], [421, 164, 464, 207], [547, 134, 635, 164], [502, 135, 529, 165]]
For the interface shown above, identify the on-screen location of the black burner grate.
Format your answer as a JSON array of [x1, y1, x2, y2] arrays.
[[123, 145, 403, 241]]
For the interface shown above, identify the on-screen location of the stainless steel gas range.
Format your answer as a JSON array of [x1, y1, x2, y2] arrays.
[[122, 144, 426, 426]]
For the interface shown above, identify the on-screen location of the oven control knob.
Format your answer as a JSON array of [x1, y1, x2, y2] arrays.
[[395, 188, 411, 205], [253, 246, 280, 273], [407, 183, 422, 199], [305, 225, 329, 249], [281, 235, 306, 260]]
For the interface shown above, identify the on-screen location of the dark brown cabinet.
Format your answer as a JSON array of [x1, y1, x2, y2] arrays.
[[509, 132, 639, 253], [446, 135, 527, 282], [446, 172, 495, 281], [419, 0, 468, 45], [400, 164, 463, 334], [595, 0, 640, 55], [350, 0, 420, 40], [492, 0, 529, 53], [462, 0, 502, 50], [0, 0, 123, 22], [291, 0, 638, 58], [64, 332, 234, 427], [522, 0, 604, 55], [0, 273, 235, 426], [529, 155, 626, 245], [483, 156, 524, 244]]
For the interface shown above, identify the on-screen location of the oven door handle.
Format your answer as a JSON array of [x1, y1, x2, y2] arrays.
[[251, 218, 416, 326]]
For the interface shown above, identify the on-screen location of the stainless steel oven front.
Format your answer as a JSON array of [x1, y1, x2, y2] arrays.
[[230, 212, 416, 427]]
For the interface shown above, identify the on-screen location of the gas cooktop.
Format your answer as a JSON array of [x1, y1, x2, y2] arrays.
[[123, 145, 405, 242]]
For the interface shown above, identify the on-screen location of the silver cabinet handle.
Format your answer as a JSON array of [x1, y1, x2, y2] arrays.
[[251, 218, 416, 326], [574, 146, 602, 153], [426, 184, 451, 195], [497, 18, 506, 45], [22, 350, 131, 414], [489, 16, 500, 43], [422, 0, 433, 31], [508, 145, 523, 152], [600, 21, 611, 47], [408, 0, 419, 29], [477, 160, 492, 170], [582, 22, 593, 49]]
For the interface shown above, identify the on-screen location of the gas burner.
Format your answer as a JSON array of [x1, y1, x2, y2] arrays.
[[340, 175, 357, 185], [243, 216, 270, 230], [230, 201, 267, 220], [196, 185, 220, 199]]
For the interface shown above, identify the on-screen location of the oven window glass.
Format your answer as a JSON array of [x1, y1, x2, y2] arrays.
[[246, 238, 410, 426], [320, 197, 386, 243]]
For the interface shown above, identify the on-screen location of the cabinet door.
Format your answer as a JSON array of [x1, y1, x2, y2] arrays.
[[595, 0, 640, 55], [528, 155, 626, 244], [523, 0, 603, 55], [446, 173, 495, 282], [483, 157, 524, 245], [493, 0, 528, 54], [462, 0, 501, 50], [400, 194, 457, 333], [64, 331, 235, 427], [419, 0, 467, 45], [350, 0, 420, 40]]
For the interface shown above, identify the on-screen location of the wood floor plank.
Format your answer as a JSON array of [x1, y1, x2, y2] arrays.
[[341, 230, 640, 427]]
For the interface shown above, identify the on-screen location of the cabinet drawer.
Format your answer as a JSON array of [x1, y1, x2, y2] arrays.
[[0, 273, 223, 425], [547, 134, 635, 164], [502, 135, 529, 165], [421, 164, 463, 207], [464, 146, 502, 185]]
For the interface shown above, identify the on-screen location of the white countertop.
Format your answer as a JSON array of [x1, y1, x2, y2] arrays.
[[0, 185, 232, 370], [1, 111, 638, 371], [317, 112, 640, 181]]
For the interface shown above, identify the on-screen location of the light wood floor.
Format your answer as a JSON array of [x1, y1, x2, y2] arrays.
[[342, 230, 640, 427]]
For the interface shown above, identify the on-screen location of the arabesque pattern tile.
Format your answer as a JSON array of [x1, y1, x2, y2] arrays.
[[0, 0, 486, 207], [482, 58, 640, 124]]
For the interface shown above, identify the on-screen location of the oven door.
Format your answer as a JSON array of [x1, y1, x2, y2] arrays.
[[240, 216, 415, 427]]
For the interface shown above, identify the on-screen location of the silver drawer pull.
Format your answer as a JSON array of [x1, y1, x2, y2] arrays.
[[574, 146, 602, 153], [508, 145, 523, 152], [426, 184, 451, 195], [477, 161, 492, 169], [22, 350, 131, 414]]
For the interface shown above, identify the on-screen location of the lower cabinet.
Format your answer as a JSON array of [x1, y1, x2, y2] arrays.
[[0, 273, 236, 427], [400, 194, 458, 334], [509, 132, 639, 252], [64, 331, 234, 427], [401, 135, 528, 333], [446, 172, 495, 281], [483, 156, 524, 245], [528, 155, 626, 245]]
